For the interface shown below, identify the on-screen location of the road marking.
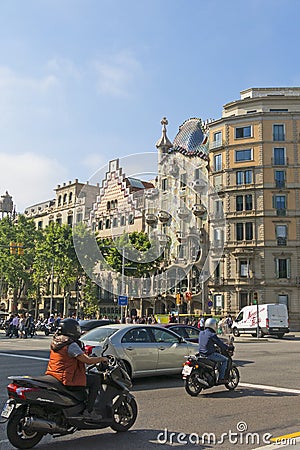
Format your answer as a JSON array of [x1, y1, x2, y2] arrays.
[[239, 382, 300, 395], [0, 352, 48, 362], [271, 431, 300, 441]]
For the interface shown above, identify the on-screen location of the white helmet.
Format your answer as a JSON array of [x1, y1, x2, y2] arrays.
[[204, 317, 217, 332]]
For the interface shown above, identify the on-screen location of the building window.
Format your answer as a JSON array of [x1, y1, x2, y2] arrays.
[[236, 223, 244, 241], [105, 218, 111, 229], [236, 222, 253, 241], [273, 194, 286, 214], [245, 194, 253, 210], [107, 201, 111, 210], [113, 217, 118, 227], [235, 126, 252, 139], [69, 192, 73, 203], [67, 215, 73, 226], [236, 195, 243, 211], [128, 214, 134, 225], [180, 173, 187, 188], [215, 199, 223, 215], [273, 148, 286, 165], [236, 194, 253, 211], [245, 222, 253, 240], [273, 124, 285, 141], [235, 149, 252, 162], [76, 213, 82, 223], [58, 195, 62, 206], [240, 260, 249, 277], [212, 131, 222, 148], [63, 194, 67, 204], [56, 217, 62, 225], [120, 216, 126, 226], [275, 170, 285, 188], [38, 221, 43, 229], [98, 220, 103, 230], [214, 154, 222, 171], [276, 225, 287, 246], [276, 258, 290, 278], [278, 294, 288, 309], [236, 170, 253, 185], [162, 178, 168, 191]]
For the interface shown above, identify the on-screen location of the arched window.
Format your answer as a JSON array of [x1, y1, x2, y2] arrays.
[[69, 192, 73, 203], [121, 216, 126, 226], [63, 193, 67, 204], [98, 220, 103, 230], [107, 201, 111, 210], [105, 218, 111, 229], [128, 214, 134, 225], [113, 217, 118, 227], [111, 200, 115, 209], [58, 195, 62, 206]]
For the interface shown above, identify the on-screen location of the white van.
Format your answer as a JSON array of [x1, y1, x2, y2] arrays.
[[231, 303, 289, 338]]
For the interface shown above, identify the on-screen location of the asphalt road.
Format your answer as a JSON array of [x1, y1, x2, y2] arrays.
[[0, 331, 300, 450]]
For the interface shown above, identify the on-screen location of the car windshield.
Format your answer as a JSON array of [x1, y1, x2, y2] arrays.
[[80, 326, 119, 343]]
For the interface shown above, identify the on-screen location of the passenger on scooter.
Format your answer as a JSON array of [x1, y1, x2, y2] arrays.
[[45, 318, 108, 421], [198, 318, 232, 384]]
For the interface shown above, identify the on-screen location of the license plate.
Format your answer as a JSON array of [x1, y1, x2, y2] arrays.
[[1, 401, 15, 419], [272, 328, 279, 331], [182, 365, 193, 376]]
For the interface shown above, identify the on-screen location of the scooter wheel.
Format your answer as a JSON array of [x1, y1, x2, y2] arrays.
[[111, 397, 138, 432], [225, 367, 240, 391], [7, 407, 43, 449], [184, 372, 203, 397]]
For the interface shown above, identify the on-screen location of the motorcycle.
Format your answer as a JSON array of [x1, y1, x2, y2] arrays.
[[0, 344, 137, 449], [40, 321, 56, 336], [182, 337, 240, 396]]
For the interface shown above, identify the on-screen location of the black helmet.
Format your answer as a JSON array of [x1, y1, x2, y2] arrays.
[[57, 318, 81, 340]]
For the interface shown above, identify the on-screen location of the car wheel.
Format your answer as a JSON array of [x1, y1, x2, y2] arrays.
[[232, 328, 240, 337]]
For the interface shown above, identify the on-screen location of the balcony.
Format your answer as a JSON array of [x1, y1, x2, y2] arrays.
[[277, 237, 287, 246], [191, 178, 207, 193], [145, 213, 158, 225], [272, 157, 288, 166], [158, 211, 171, 223], [210, 140, 223, 150], [192, 203, 206, 217], [275, 180, 286, 188], [276, 208, 286, 216]]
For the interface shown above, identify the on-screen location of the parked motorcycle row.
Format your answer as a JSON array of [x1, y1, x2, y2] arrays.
[[0, 329, 240, 449]]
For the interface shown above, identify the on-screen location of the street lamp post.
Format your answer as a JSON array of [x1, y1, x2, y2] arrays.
[[49, 262, 54, 314]]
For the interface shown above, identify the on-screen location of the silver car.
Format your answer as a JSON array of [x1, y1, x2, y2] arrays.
[[80, 324, 198, 378]]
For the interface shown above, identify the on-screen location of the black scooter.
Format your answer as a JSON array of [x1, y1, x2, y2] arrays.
[[0, 345, 137, 449], [182, 336, 240, 396]]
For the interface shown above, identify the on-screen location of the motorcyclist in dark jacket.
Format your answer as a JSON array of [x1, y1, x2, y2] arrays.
[[198, 318, 232, 384]]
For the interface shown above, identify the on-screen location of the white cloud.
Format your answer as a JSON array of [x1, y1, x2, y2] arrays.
[[93, 50, 142, 97], [0, 152, 67, 213]]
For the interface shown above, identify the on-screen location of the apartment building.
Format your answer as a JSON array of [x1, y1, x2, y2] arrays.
[[208, 87, 300, 328]]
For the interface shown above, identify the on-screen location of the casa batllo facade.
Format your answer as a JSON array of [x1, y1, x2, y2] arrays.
[[208, 87, 300, 329]]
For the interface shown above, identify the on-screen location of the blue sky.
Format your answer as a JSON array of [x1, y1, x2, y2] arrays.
[[0, 0, 299, 211]]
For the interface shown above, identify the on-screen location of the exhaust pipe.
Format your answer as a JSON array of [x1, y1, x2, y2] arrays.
[[195, 376, 209, 387], [23, 417, 68, 435]]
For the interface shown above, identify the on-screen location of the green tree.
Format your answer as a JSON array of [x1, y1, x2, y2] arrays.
[[0, 215, 39, 312]]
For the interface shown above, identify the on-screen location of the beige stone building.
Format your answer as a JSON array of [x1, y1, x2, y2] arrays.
[[208, 87, 300, 329], [24, 179, 99, 228]]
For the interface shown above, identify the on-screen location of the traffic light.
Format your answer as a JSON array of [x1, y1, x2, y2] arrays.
[[17, 243, 24, 255], [10, 242, 17, 255], [253, 292, 258, 304]]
